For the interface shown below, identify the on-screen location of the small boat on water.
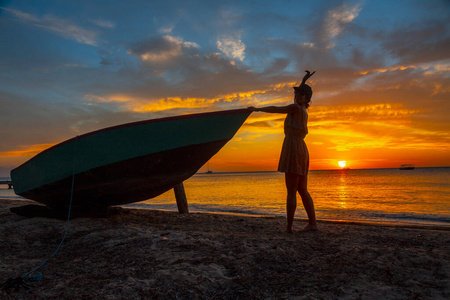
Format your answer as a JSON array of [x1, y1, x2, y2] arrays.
[[11, 109, 251, 211], [206, 163, 213, 174], [399, 164, 415, 170]]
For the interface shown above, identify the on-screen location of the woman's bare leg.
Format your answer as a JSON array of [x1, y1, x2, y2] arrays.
[[298, 175, 318, 231], [285, 172, 300, 233]]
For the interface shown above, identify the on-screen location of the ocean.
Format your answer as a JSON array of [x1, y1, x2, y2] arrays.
[[1, 167, 449, 226]]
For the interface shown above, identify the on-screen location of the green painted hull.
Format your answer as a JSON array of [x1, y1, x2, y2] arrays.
[[11, 109, 251, 210]]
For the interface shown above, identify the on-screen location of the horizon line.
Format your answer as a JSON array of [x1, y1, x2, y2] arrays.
[[196, 166, 450, 174]]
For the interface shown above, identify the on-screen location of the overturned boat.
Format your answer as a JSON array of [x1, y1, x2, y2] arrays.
[[11, 109, 251, 211]]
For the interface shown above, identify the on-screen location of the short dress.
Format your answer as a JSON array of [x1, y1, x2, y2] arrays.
[[277, 108, 309, 175]]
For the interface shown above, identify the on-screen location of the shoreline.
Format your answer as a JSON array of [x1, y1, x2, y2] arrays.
[[129, 207, 450, 230], [125, 206, 450, 230], [1, 198, 449, 299], [3, 197, 449, 229]]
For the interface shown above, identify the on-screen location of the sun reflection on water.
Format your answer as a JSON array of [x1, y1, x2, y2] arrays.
[[338, 172, 348, 209], [135, 168, 450, 225]]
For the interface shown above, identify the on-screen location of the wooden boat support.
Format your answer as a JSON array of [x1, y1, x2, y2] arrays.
[[173, 182, 189, 214], [0, 180, 13, 189]]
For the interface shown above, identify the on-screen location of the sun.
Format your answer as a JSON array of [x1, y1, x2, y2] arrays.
[[338, 161, 347, 168]]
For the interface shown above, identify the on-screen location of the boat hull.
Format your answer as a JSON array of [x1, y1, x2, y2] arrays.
[[19, 139, 228, 210], [11, 109, 251, 210]]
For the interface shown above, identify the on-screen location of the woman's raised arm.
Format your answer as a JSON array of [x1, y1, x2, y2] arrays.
[[248, 104, 300, 114]]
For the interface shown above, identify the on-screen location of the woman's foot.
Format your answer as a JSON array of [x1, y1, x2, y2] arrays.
[[302, 223, 319, 232], [286, 225, 294, 234]]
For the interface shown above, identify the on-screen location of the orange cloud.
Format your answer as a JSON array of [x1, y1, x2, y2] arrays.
[[0, 143, 55, 158], [84, 82, 296, 113], [308, 103, 450, 152], [358, 65, 419, 75]]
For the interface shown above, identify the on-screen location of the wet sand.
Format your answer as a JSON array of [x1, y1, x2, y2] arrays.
[[1, 198, 449, 299]]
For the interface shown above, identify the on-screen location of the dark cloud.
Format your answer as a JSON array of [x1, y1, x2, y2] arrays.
[[381, 21, 450, 65], [127, 35, 200, 71], [128, 35, 182, 57], [262, 58, 290, 75]]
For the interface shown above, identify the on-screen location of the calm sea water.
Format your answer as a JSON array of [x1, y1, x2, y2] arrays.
[[1, 167, 449, 226]]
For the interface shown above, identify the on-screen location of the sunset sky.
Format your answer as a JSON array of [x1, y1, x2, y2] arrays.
[[0, 0, 449, 176]]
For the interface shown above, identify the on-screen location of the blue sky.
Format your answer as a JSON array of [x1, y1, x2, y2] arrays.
[[0, 0, 449, 174]]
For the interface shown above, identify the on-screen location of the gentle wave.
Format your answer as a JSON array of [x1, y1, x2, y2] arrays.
[[372, 212, 450, 224]]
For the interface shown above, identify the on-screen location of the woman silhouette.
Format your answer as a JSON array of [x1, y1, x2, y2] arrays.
[[249, 70, 318, 233]]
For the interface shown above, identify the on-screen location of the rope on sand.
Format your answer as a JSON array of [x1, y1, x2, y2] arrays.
[[1, 136, 78, 292]]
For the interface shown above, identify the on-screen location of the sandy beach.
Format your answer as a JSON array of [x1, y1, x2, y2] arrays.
[[1, 198, 449, 299]]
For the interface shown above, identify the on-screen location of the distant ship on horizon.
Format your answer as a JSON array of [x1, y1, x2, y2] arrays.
[[399, 164, 415, 170], [206, 163, 213, 174]]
